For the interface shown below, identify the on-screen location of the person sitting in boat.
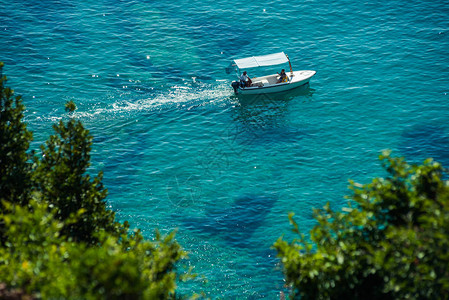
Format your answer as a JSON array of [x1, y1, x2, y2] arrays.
[[277, 69, 288, 83], [240, 71, 252, 87]]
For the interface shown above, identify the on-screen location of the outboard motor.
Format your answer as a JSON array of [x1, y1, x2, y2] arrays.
[[231, 81, 240, 94]]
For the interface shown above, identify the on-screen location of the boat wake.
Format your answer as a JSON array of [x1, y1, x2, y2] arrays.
[[74, 79, 233, 120], [25, 79, 234, 124]]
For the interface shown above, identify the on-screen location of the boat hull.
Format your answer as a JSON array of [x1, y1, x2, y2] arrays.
[[237, 70, 316, 95]]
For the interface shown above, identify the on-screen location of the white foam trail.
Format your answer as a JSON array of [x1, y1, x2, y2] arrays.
[[24, 81, 233, 123], [74, 81, 232, 120]]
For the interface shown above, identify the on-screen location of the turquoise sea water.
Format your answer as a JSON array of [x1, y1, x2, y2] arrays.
[[2, 0, 449, 297]]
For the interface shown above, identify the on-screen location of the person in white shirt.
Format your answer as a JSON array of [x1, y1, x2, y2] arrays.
[[240, 71, 252, 87]]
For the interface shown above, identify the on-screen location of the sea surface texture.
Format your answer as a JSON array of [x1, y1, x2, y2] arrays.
[[1, 0, 449, 297]]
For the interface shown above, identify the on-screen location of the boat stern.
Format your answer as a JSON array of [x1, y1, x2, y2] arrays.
[[231, 81, 240, 94]]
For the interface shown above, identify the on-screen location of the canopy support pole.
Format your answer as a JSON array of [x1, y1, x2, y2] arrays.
[[286, 54, 294, 77]]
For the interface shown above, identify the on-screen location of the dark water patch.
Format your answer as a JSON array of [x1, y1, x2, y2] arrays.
[[16, 0, 77, 21], [188, 20, 256, 60], [103, 74, 160, 94], [126, 53, 156, 71], [180, 194, 277, 248], [235, 125, 309, 147], [400, 124, 449, 167], [51, 24, 91, 46]]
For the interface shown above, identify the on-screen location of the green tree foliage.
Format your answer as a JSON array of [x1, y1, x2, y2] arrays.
[[0, 200, 187, 299], [274, 151, 449, 299], [0, 63, 191, 299], [32, 100, 116, 243], [0, 62, 33, 205]]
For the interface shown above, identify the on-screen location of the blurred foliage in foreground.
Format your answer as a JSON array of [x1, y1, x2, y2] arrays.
[[274, 151, 449, 299], [0, 62, 192, 299]]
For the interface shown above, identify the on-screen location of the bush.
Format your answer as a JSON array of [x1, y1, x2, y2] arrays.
[[0, 200, 187, 299], [0, 62, 33, 206], [0, 63, 192, 299], [274, 151, 449, 299]]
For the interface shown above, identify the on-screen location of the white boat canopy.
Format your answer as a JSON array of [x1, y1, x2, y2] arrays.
[[233, 52, 289, 69]]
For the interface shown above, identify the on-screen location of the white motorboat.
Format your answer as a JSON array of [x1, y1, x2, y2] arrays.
[[229, 52, 316, 95]]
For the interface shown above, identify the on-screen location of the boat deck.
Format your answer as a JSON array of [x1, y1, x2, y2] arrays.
[[250, 74, 281, 87]]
